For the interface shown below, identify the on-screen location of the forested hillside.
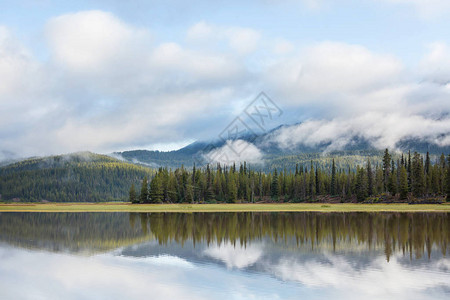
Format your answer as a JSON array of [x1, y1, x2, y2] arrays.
[[2, 149, 449, 203], [263, 150, 385, 173], [117, 148, 388, 171], [0, 152, 155, 202]]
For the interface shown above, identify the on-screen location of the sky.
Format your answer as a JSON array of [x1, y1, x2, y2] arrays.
[[1, 0, 450, 159]]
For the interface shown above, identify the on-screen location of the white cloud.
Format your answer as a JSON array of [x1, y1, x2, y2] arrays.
[[204, 140, 264, 165], [0, 12, 252, 157], [266, 112, 450, 151], [381, 0, 450, 18], [1, 9, 450, 158], [272, 39, 295, 55], [203, 242, 264, 269], [265, 42, 403, 107], [225, 27, 261, 55], [259, 41, 450, 151], [292, 0, 450, 17], [150, 42, 244, 82], [46, 10, 149, 73], [186, 22, 261, 55], [420, 42, 450, 83], [186, 21, 214, 41], [0, 27, 37, 98]]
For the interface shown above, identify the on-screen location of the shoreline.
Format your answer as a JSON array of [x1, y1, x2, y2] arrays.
[[0, 203, 449, 212]]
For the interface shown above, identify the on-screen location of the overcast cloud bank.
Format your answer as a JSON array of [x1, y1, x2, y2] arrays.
[[1, 2, 450, 158]]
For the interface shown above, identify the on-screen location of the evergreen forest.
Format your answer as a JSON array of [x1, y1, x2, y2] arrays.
[[132, 150, 450, 204]]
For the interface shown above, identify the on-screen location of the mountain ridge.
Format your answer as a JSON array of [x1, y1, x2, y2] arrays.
[[114, 122, 450, 168]]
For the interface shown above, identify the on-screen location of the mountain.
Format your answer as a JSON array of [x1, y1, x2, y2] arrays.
[[0, 152, 155, 202], [114, 123, 450, 169]]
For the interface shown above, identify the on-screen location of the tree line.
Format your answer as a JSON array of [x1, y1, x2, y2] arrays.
[[131, 149, 450, 203]]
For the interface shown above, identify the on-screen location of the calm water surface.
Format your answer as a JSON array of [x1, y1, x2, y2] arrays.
[[0, 212, 448, 300]]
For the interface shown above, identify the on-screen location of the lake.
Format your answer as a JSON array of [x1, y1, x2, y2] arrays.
[[0, 212, 448, 299]]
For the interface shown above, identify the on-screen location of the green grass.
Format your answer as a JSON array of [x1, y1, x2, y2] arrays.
[[0, 202, 449, 212]]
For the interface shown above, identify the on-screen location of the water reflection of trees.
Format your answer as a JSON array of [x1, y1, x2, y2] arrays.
[[0, 212, 447, 260], [0, 212, 150, 252], [134, 212, 449, 261]]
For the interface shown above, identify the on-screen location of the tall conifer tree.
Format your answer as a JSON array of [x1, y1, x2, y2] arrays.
[[331, 159, 337, 195], [129, 183, 138, 203], [412, 152, 425, 197], [399, 166, 408, 199], [139, 176, 149, 203]]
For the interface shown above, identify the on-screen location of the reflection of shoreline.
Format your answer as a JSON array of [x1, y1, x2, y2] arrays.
[[137, 212, 449, 261], [0, 212, 154, 254], [0, 212, 448, 260]]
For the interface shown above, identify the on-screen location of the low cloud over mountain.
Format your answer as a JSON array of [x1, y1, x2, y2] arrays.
[[1, 2, 450, 158]]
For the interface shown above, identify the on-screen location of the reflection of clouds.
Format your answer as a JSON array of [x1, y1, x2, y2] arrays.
[[118, 254, 196, 269], [1, 244, 449, 300], [0, 248, 204, 300], [270, 253, 450, 299], [203, 242, 263, 269], [0, 246, 300, 300], [436, 259, 450, 272]]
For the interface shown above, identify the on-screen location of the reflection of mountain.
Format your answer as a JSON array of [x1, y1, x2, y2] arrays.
[[0, 212, 448, 261], [0, 212, 153, 253]]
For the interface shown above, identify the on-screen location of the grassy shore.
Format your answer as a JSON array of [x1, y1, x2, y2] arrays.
[[0, 202, 449, 212]]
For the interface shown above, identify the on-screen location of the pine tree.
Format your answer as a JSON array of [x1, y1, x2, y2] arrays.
[[407, 151, 412, 192], [129, 183, 138, 203], [375, 165, 383, 194], [271, 169, 280, 200], [167, 173, 178, 202], [431, 165, 439, 195], [346, 167, 352, 198], [440, 153, 446, 194], [440, 153, 446, 169], [446, 155, 450, 201], [399, 165, 408, 200], [425, 152, 430, 174], [249, 177, 255, 203], [388, 160, 397, 195], [411, 152, 425, 197], [425, 152, 431, 195], [309, 162, 316, 198], [191, 164, 197, 202], [149, 174, 163, 203], [382, 148, 391, 192], [139, 176, 149, 203], [205, 164, 215, 203], [367, 159, 373, 196], [355, 167, 368, 202], [227, 176, 237, 203], [185, 180, 194, 203], [331, 159, 337, 195]]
